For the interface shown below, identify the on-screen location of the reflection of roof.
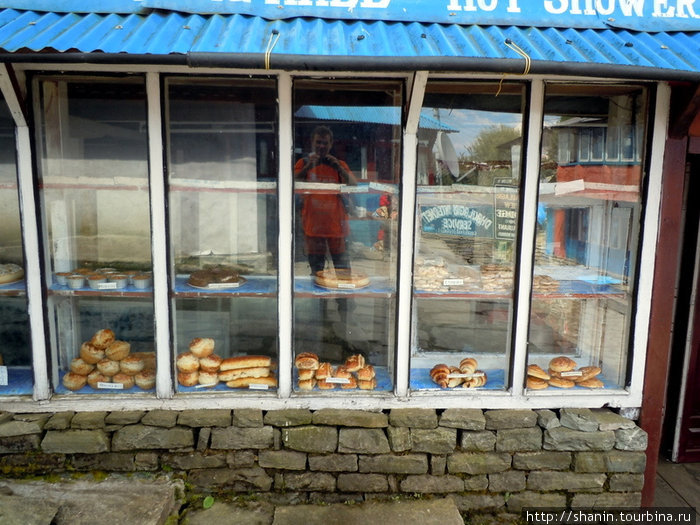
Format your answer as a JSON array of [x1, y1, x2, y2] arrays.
[[549, 117, 606, 128], [294, 106, 458, 132]]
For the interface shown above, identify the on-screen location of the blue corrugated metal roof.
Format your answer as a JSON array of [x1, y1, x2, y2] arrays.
[[295, 105, 458, 132], [0, 7, 698, 80]]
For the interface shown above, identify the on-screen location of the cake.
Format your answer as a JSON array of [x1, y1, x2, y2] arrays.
[[188, 266, 242, 288], [314, 269, 370, 289]]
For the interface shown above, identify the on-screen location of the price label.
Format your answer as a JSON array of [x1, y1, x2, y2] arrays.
[[0, 366, 8, 386], [97, 381, 124, 389], [249, 383, 270, 390], [447, 373, 469, 378], [443, 278, 464, 286], [326, 377, 351, 384], [561, 371, 582, 377], [98, 282, 118, 290], [337, 283, 356, 289], [208, 282, 241, 289]]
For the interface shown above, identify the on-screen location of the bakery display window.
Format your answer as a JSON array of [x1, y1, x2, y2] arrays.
[[292, 79, 402, 392], [410, 81, 526, 392], [0, 96, 32, 395], [524, 83, 648, 392], [165, 78, 279, 392], [33, 76, 156, 394]]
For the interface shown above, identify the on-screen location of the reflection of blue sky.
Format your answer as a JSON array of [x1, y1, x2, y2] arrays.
[[425, 108, 523, 156]]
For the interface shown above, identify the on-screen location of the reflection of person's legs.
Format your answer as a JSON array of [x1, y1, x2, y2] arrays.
[[305, 236, 327, 275], [327, 237, 349, 270]]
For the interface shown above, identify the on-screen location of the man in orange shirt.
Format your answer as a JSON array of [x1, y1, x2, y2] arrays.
[[295, 125, 358, 274]]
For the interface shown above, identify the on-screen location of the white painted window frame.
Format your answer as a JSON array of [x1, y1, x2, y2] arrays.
[[0, 63, 669, 412]]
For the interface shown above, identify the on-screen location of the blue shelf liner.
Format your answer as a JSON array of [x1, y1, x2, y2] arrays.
[[174, 276, 277, 295], [0, 367, 33, 395], [294, 276, 394, 296], [0, 280, 26, 292], [411, 368, 505, 391]]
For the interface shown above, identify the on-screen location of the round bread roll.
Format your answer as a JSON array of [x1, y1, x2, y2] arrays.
[[70, 357, 95, 376], [578, 377, 604, 389], [548, 377, 576, 388], [90, 328, 115, 350], [526, 376, 549, 390], [297, 378, 316, 391], [527, 364, 551, 380], [199, 354, 223, 373], [62, 372, 87, 391], [356, 364, 375, 381], [198, 370, 219, 386], [135, 369, 156, 390], [549, 356, 577, 373], [178, 371, 199, 387], [176, 352, 199, 373], [189, 337, 215, 358], [133, 351, 156, 371], [96, 358, 120, 377], [120, 354, 145, 376], [112, 372, 135, 389], [105, 340, 131, 361], [573, 366, 602, 383], [80, 342, 105, 365], [87, 371, 111, 389]]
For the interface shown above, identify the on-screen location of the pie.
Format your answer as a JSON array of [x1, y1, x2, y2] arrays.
[[0, 263, 24, 285], [188, 266, 242, 288], [315, 269, 370, 289]]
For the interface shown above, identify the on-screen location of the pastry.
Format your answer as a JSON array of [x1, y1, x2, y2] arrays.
[[298, 378, 316, 390], [548, 377, 576, 388], [226, 376, 278, 389], [69, 357, 95, 376], [80, 342, 105, 365], [459, 357, 478, 375], [90, 329, 115, 350], [176, 352, 200, 373], [178, 371, 199, 386], [294, 352, 320, 370], [358, 378, 377, 390], [341, 375, 358, 389], [188, 266, 241, 288], [96, 358, 120, 377], [573, 366, 602, 382], [189, 337, 215, 358], [447, 366, 464, 388], [463, 371, 487, 388], [112, 372, 135, 389], [344, 354, 365, 373], [297, 368, 316, 381], [199, 354, 223, 373], [430, 364, 450, 388], [220, 355, 273, 371], [0, 263, 23, 284], [87, 371, 110, 389], [62, 372, 87, 391], [317, 378, 337, 390], [120, 354, 145, 376], [549, 356, 577, 373], [198, 370, 219, 386], [314, 269, 370, 289], [105, 340, 131, 361], [578, 377, 604, 388], [135, 369, 156, 390], [314, 362, 332, 380], [526, 376, 549, 390], [133, 351, 156, 371], [218, 366, 271, 382], [356, 365, 375, 381], [527, 364, 551, 380]]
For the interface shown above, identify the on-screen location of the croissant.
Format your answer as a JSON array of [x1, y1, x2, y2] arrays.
[[447, 366, 464, 388], [430, 364, 450, 379], [459, 357, 478, 375], [463, 370, 487, 388]]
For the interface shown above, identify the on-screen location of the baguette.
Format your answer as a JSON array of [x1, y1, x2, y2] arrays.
[[226, 376, 278, 389], [220, 355, 272, 371], [219, 366, 271, 382]]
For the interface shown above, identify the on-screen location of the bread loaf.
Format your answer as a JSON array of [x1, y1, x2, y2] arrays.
[[218, 366, 271, 382], [220, 355, 273, 371], [226, 376, 278, 389]]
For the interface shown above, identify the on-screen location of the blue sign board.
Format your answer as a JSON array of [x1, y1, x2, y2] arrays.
[[4, 0, 699, 32], [420, 204, 495, 238]]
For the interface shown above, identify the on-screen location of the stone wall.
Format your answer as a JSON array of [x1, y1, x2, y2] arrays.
[[0, 407, 647, 515]]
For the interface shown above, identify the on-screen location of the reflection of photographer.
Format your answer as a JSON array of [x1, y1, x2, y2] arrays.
[[295, 125, 357, 274]]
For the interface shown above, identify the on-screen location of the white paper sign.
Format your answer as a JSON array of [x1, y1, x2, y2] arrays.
[[249, 383, 270, 390], [0, 366, 7, 386], [97, 381, 124, 389], [326, 377, 351, 384]]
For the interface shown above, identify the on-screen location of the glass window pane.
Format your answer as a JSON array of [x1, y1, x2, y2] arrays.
[[292, 79, 402, 392], [411, 81, 526, 391], [165, 77, 279, 392], [35, 76, 154, 394], [0, 97, 32, 395], [526, 83, 648, 392]]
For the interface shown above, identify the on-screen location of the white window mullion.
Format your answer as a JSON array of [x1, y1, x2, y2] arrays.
[[511, 78, 545, 398], [395, 71, 428, 398], [277, 72, 293, 398], [146, 72, 173, 399]]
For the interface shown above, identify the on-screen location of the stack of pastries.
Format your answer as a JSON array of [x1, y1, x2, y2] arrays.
[[429, 357, 487, 389], [526, 356, 604, 389], [295, 352, 376, 391], [62, 328, 155, 391], [176, 337, 277, 389]]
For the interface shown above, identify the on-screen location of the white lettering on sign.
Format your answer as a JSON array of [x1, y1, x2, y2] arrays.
[[654, 0, 699, 17], [266, 0, 390, 6]]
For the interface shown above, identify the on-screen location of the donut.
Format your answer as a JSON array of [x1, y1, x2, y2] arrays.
[[105, 340, 131, 361], [189, 337, 215, 358], [549, 356, 577, 373], [120, 355, 145, 376], [526, 376, 549, 390], [178, 371, 199, 387], [527, 364, 551, 380], [90, 329, 115, 350], [62, 372, 87, 391], [87, 371, 111, 389], [548, 377, 576, 388], [112, 372, 135, 389], [135, 369, 156, 390], [80, 342, 105, 365], [199, 354, 223, 373], [198, 370, 219, 386], [69, 357, 95, 376], [176, 352, 200, 373], [96, 358, 120, 377]]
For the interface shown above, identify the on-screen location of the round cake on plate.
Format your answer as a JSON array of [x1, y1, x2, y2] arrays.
[[315, 269, 370, 290], [0, 263, 23, 285], [188, 266, 243, 288]]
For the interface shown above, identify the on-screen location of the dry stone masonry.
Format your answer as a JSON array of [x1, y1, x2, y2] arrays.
[[0, 407, 647, 514]]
